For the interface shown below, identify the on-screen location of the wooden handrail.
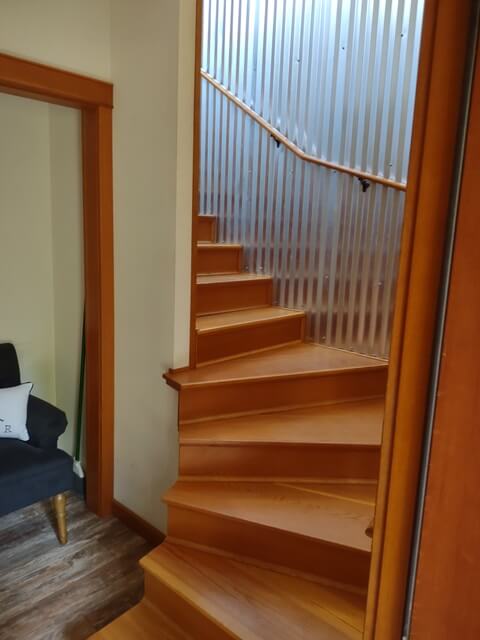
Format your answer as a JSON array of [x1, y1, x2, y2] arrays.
[[201, 70, 407, 193]]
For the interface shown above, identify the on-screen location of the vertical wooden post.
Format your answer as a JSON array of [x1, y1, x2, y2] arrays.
[[82, 106, 115, 517]]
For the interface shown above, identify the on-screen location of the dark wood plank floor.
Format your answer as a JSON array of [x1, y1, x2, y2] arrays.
[[0, 493, 153, 640]]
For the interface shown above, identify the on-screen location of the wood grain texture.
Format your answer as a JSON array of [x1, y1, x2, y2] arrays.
[[0, 494, 152, 640], [179, 399, 383, 480], [196, 307, 305, 364], [82, 106, 115, 517], [410, 32, 480, 640], [365, 2, 475, 637], [0, 53, 113, 108], [167, 342, 386, 388], [196, 243, 243, 274], [142, 542, 366, 639], [165, 481, 372, 589], [196, 215, 216, 243], [196, 273, 273, 315], [177, 369, 386, 423]]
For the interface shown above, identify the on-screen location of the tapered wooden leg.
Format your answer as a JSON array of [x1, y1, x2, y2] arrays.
[[53, 493, 68, 544]]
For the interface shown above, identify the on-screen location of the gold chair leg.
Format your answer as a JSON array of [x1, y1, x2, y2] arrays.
[[53, 493, 68, 544]]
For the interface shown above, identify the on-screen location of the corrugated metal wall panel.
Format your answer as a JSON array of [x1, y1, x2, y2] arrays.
[[199, 0, 424, 358]]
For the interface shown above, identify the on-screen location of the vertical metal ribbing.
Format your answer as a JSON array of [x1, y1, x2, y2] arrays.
[[199, 0, 425, 358]]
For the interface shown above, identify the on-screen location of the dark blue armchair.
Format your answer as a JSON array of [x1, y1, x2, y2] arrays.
[[0, 343, 73, 543]]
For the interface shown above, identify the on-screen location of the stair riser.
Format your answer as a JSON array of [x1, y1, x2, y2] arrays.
[[197, 280, 273, 315], [197, 246, 243, 274], [196, 316, 305, 364], [143, 573, 231, 640], [179, 444, 380, 480], [178, 368, 387, 422], [167, 507, 371, 589], [198, 216, 216, 243]]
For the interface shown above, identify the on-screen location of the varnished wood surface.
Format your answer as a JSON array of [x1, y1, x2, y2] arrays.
[[91, 602, 191, 640], [82, 105, 115, 516], [177, 368, 386, 423], [196, 273, 273, 315], [196, 306, 305, 332], [167, 342, 386, 389], [365, 2, 476, 637], [142, 542, 366, 639], [410, 31, 480, 640], [196, 215, 216, 243], [0, 494, 152, 640], [196, 243, 243, 275], [164, 481, 373, 553], [0, 53, 113, 108], [180, 398, 383, 445], [179, 400, 383, 480], [196, 307, 305, 365]]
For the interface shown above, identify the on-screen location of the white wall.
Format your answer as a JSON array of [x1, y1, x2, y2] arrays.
[[0, 94, 56, 403], [49, 105, 84, 456], [0, 0, 196, 531]]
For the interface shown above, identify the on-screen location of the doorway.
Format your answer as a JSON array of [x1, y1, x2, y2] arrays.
[[0, 53, 114, 517]]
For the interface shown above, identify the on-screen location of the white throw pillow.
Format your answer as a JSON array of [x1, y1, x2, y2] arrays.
[[0, 383, 33, 441]]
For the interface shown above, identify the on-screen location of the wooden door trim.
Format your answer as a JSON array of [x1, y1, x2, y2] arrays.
[[0, 53, 114, 517], [365, 1, 476, 637], [410, 29, 480, 638]]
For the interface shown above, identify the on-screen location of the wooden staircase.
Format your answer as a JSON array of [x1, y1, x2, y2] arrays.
[[93, 215, 387, 639]]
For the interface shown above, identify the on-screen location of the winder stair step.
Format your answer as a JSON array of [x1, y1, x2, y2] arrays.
[[164, 481, 373, 589], [141, 541, 366, 639], [195, 306, 305, 364], [179, 398, 383, 480]]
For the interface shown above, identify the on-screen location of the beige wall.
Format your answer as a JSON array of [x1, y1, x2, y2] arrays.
[[49, 105, 84, 456], [0, 0, 110, 78], [111, 0, 189, 532], [0, 0, 196, 531], [0, 93, 56, 403], [0, 92, 85, 455]]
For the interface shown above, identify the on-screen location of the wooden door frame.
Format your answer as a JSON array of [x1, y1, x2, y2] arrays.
[[365, 1, 477, 637], [0, 53, 114, 517], [408, 29, 480, 637]]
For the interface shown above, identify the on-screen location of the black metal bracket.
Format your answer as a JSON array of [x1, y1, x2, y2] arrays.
[[357, 177, 371, 193]]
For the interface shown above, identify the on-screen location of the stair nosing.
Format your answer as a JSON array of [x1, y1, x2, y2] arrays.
[[166, 363, 387, 390], [196, 308, 306, 335], [164, 485, 372, 554]]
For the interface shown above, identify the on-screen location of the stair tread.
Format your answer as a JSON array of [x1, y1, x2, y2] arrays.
[[166, 342, 386, 388], [196, 306, 305, 333], [198, 273, 272, 284], [164, 481, 373, 552], [143, 541, 365, 639], [197, 242, 243, 249], [181, 398, 383, 446], [91, 601, 192, 639]]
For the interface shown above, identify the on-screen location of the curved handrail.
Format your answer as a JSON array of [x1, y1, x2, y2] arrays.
[[201, 70, 407, 193]]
